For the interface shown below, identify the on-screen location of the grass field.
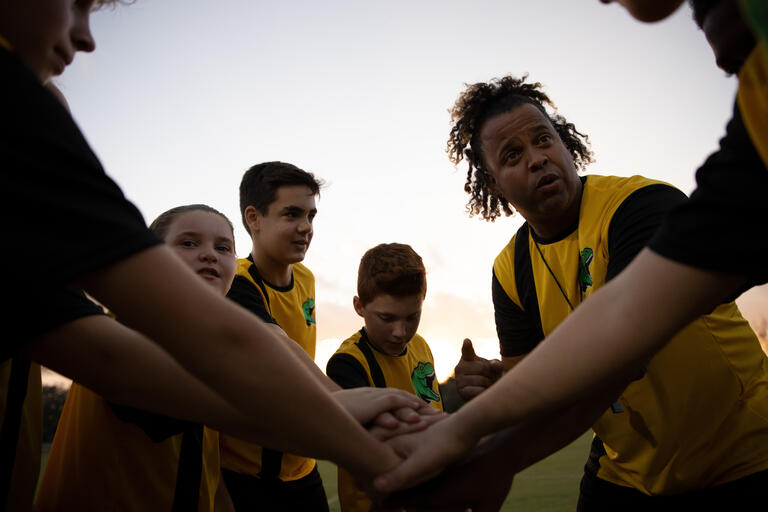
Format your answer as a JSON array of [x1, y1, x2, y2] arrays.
[[319, 431, 592, 511], [42, 431, 592, 511]]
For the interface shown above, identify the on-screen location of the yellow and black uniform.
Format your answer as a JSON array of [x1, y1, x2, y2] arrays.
[[327, 328, 443, 512], [220, 256, 326, 511], [495, 174, 768, 506], [36, 385, 222, 511]]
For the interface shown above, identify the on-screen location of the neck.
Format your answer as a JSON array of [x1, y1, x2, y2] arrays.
[[528, 183, 583, 241], [250, 248, 293, 287]]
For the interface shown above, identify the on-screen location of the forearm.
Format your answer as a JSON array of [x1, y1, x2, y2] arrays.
[[276, 327, 340, 392], [77, 246, 392, 472], [453, 249, 745, 440]]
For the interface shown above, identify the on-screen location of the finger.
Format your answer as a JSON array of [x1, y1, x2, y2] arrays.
[[455, 374, 495, 389], [460, 338, 476, 361], [393, 406, 421, 423], [415, 403, 442, 415], [488, 359, 505, 375], [374, 411, 399, 429], [457, 385, 487, 400]]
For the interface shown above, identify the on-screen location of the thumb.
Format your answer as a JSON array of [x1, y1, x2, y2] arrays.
[[461, 338, 476, 361]]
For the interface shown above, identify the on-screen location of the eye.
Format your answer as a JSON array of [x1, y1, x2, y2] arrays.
[[537, 133, 553, 145], [178, 240, 197, 248], [503, 149, 521, 164], [216, 244, 232, 253]]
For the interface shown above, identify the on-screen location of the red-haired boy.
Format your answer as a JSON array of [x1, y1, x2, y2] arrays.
[[327, 243, 443, 512]]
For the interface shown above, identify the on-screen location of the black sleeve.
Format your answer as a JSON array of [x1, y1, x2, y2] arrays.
[[649, 100, 768, 288], [226, 275, 278, 325], [6, 287, 105, 359], [606, 185, 688, 281], [326, 353, 370, 389], [493, 270, 542, 357], [1, 49, 161, 289]]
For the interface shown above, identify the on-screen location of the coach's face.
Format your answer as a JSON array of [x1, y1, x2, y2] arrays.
[[480, 103, 582, 239]]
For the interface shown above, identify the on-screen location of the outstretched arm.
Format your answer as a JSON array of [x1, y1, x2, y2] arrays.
[[74, 245, 400, 478], [376, 249, 745, 492]]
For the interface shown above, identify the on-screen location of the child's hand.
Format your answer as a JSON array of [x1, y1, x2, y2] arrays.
[[333, 387, 433, 427], [368, 407, 446, 442]]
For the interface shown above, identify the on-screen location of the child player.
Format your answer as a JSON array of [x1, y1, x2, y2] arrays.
[[37, 204, 237, 512], [327, 243, 443, 512], [0, 3, 431, 510], [219, 161, 330, 511]]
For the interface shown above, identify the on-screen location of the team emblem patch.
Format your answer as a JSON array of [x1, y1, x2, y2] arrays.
[[411, 361, 440, 403], [302, 298, 316, 326], [579, 247, 594, 293]]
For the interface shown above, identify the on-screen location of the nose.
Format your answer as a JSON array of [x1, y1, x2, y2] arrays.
[[392, 322, 408, 340], [528, 149, 548, 171], [71, 12, 96, 53], [298, 217, 312, 233], [199, 248, 218, 263]]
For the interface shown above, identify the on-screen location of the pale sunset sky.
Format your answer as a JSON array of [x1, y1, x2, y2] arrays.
[[44, 0, 768, 386]]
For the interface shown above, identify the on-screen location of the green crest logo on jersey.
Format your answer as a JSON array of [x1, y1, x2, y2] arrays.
[[411, 361, 440, 403], [579, 247, 594, 293], [302, 298, 316, 326]]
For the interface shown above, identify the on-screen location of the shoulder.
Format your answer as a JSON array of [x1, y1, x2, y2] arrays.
[[292, 262, 315, 283], [235, 257, 256, 280], [408, 333, 435, 359], [332, 331, 364, 357], [584, 174, 676, 201]]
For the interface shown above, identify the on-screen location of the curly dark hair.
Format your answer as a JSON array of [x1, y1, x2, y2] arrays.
[[448, 75, 593, 221]]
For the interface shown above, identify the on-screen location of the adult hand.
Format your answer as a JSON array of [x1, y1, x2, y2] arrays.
[[454, 339, 504, 401], [381, 432, 514, 512], [374, 413, 480, 495]]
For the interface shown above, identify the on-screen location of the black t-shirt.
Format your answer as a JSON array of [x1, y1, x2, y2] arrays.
[[1, 48, 161, 352], [649, 101, 768, 288]]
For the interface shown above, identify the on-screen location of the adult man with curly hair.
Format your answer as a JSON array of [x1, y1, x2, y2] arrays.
[[380, 74, 768, 511]]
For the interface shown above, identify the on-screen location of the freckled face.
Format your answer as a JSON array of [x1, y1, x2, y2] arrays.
[[164, 210, 237, 296], [480, 103, 582, 235], [0, 0, 97, 83], [355, 294, 423, 357]]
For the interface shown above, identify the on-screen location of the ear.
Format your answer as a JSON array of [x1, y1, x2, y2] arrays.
[[352, 296, 365, 317], [244, 206, 261, 235], [485, 171, 502, 196]]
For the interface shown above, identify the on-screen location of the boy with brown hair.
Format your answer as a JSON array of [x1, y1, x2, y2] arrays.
[[327, 243, 443, 512], [0, 2, 429, 510]]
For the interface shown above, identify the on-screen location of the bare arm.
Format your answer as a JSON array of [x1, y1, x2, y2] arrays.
[[376, 249, 745, 492], [75, 245, 399, 477]]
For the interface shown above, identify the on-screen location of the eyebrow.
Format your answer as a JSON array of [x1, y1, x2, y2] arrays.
[[280, 205, 318, 215], [173, 231, 234, 244]]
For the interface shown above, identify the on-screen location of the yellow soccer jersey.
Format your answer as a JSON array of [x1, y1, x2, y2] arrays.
[[327, 328, 443, 512], [0, 358, 41, 512], [36, 383, 221, 511], [493, 174, 768, 495], [219, 257, 317, 482]]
